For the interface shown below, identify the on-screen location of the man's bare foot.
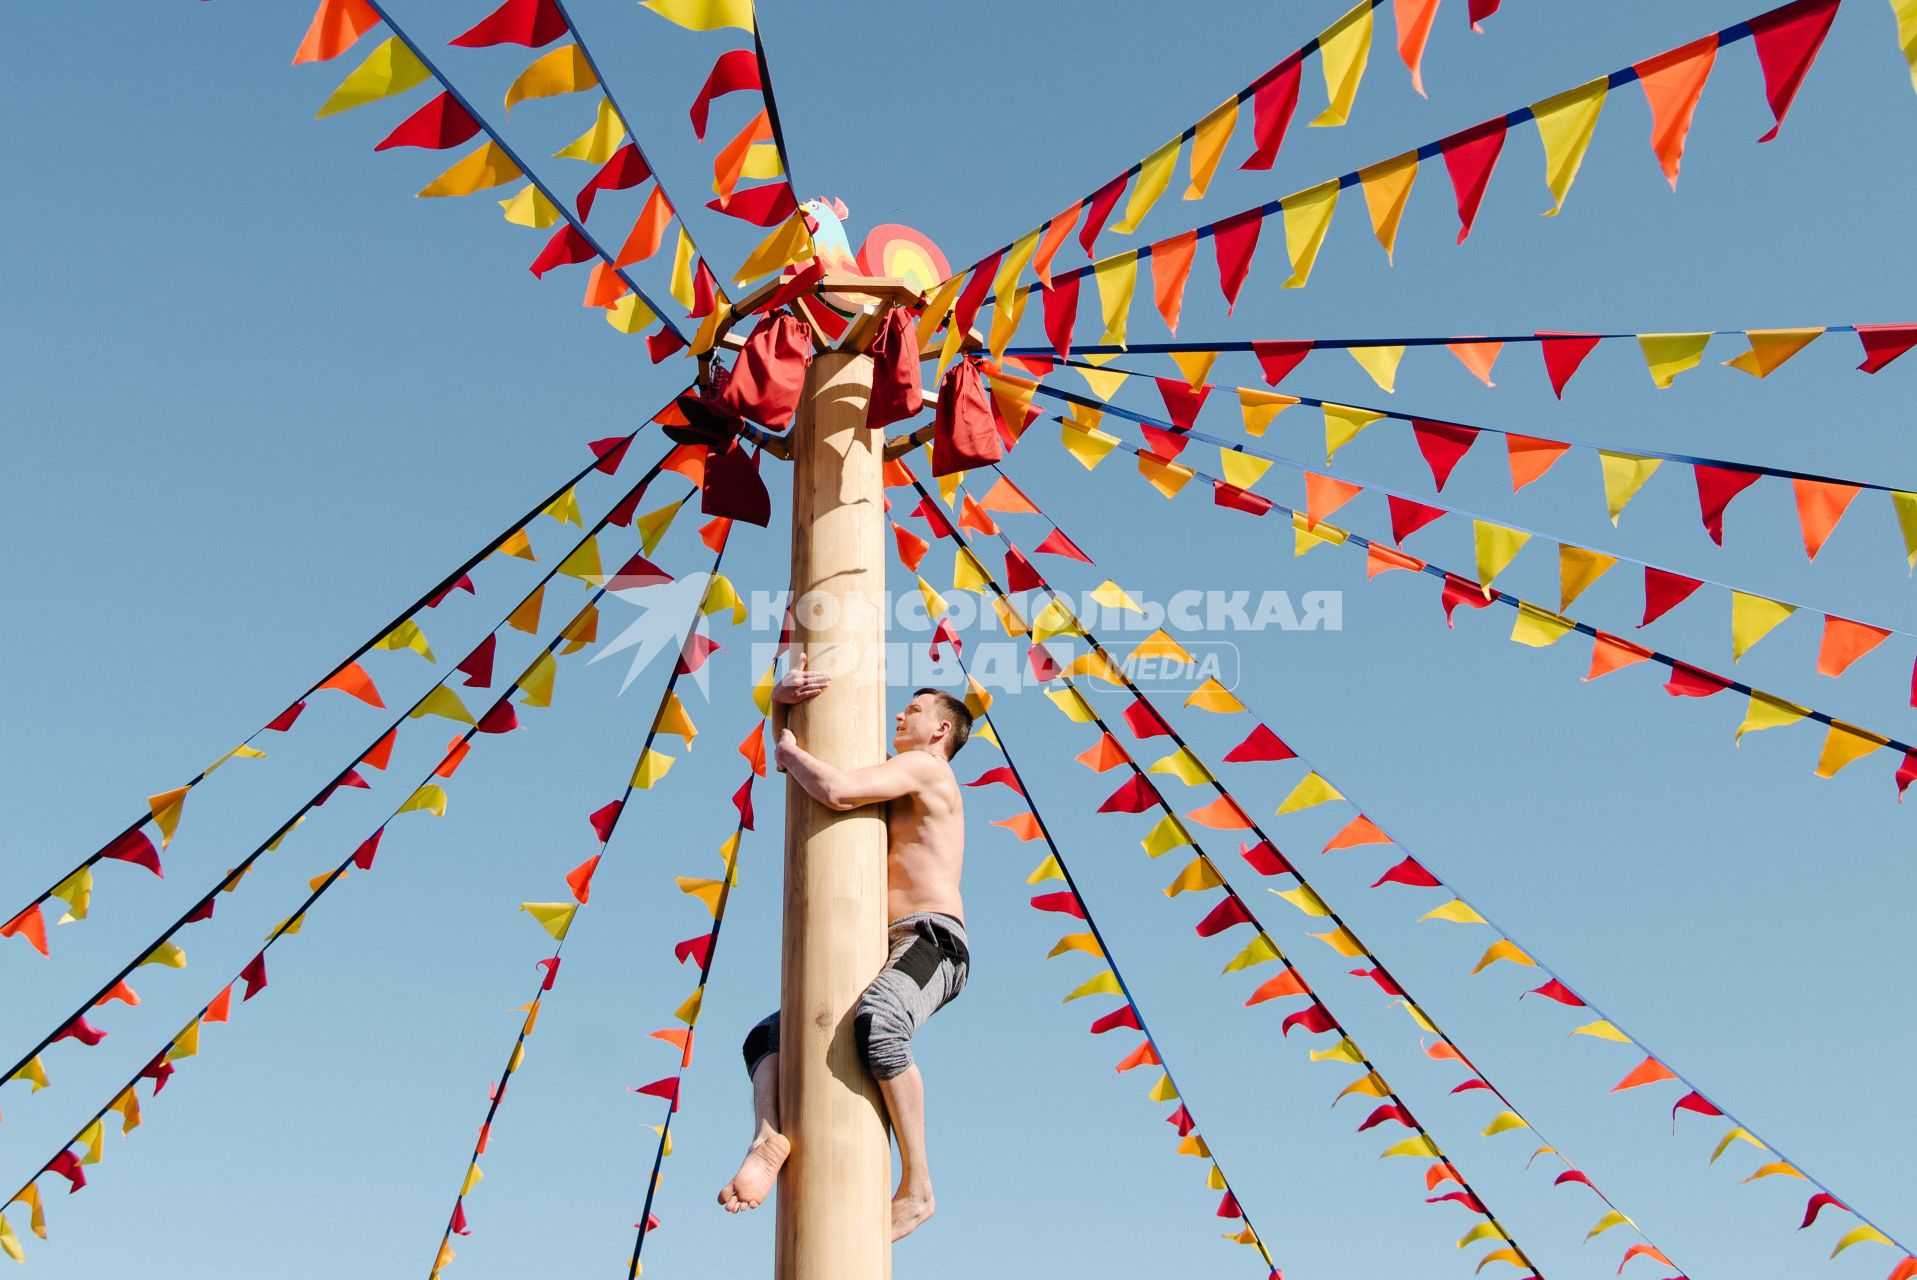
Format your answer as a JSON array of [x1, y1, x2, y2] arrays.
[[890, 1189, 935, 1242], [717, 1132, 790, 1214]]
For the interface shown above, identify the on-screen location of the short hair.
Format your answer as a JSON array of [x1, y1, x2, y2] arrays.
[[913, 687, 973, 758]]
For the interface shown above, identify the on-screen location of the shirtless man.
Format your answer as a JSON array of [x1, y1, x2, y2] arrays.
[[717, 656, 971, 1243]]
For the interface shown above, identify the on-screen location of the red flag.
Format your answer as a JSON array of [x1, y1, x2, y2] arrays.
[[375, 92, 479, 151], [1030, 891, 1086, 919], [589, 800, 623, 844], [537, 956, 561, 989], [1351, 967, 1406, 997], [632, 1076, 681, 1109], [1856, 324, 1917, 373], [1090, 1004, 1141, 1034], [476, 699, 520, 734], [1426, 1189, 1486, 1214], [1122, 699, 1172, 740], [1672, 1090, 1722, 1122], [1747, 0, 1838, 142], [1042, 276, 1081, 361], [1224, 723, 1293, 762], [1693, 464, 1761, 546], [1194, 895, 1254, 937], [423, 574, 476, 609], [1216, 1190, 1243, 1218], [577, 144, 652, 220], [1410, 420, 1476, 491], [352, 830, 383, 871], [1033, 528, 1090, 562], [952, 250, 1003, 339], [240, 952, 269, 1000], [690, 48, 761, 140], [1358, 1102, 1415, 1132], [139, 1051, 175, 1093], [674, 933, 714, 969], [1214, 481, 1273, 515], [1251, 340, 1312, 386], [1027, 644, 1062, 683], [732, 778, 756, 830], [911, 495, 955, 538], [1211, 210, 1263, 313], [966, 766, 1025, 795], [1098, 775, 1160, 814], [1798, 1192, 1846, 1230], [530, 225, 595, 279], [1165, 1103, 1196, 1136], [1897, 749, 1917, 802], [1079, 174, 1129, 257], [1004, 546, 1045, 592], [101, 829, 163, 877], [1438, 118, 1508, 244], [1662, 663, 1730, 698], [1440, 573, 1498, 627], [1140, 426, 1187, 460], [1239, 840, 1292, 877], [648, 329, 687, 363], [266, 701, 307, 732], [1388, 495, 1445, 544], [1522, 979, 1583, 1006], [1640, 567, 1703, 627], [47, 1150, 87, 1193], [450, 0, 567, 47], [54, 1016, 108, 1047], [610, 552, 672, 589], [1155, 379, 1211, 431], [1281, 1005, 1338, 1037], [451, 1200, 471, 1236], [1240, 57, 1303, 170], [1467, 0, 1500, 29], [677, 633, 721, 675], [1371, 857, 1440, 888], [1536, 331, 1602, 397], [589, 435, 632, 475], [705, 182, 797, 227], [457, 633, 497, 688]]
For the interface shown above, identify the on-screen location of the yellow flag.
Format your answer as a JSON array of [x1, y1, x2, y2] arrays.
[[52, 868, 92, 923], [635, 500, 682, 555], [1045, 685, 1098, 723], [1311, 3, 1375, 127], [141, 941, 188, 968], [1730, 592, 1795, 660], [1357, 152, 1418, 261], [420, 142, 523, 198], [1163, 857, 1223, 897], [1027, 854, 1064, 884], [1048, 931, 1103, 959], [148, 786, 190, 849], [1185, 678, 1245, 713], [1147, 1072, 1179, 1102], [676, 876, 725, 917], [1033, 598, 1084, 643], [1598, 451, 1662, 524], [674, 987, 705, 1026], [506, 45, 598, 114], [1348, 345, 1405, 393], [1147, 748, 1210, 786], [401, 784, 450, 816], [1294, 513, 1347, 557], [1209, 450, 1267, 495], [496, 528, 536, 562], [317, 37, 428, 119], [1481, 1110, 1528, 1137], [409, 686, 475, 726], [1093, 255, 1139, 348], [1223, 933, 1280, 972], [917, 576, 949, 620], [1724, 328, 1822, 377], [1310, 1036, 1365, 1064], [1571, 1019, 1631, 1042], [734, 212, 814, 285], [1586, 1211, 1635, 1239], [606, 293, 656, 336], [1558, 545, 1616, 610], [1638, 332, 1712, 388], [1277, 771, 1342, 813], [1815, 722, 1886, 777], [1734, 691, 1809, 743], [1075, 357, 1129, 401], [14, 1056, 49, 1091], [1140, 814, 1192, 858], [1472, 522, 1530, 594], [1130, 630, 1192, 663], [1531, 79, 1607, 215], [1238, 388, 1298, 437], [0, 1215, 22, 1264], [1380, 1134, 1441, 1159], [1176, 1133, 1211, 1158], [1323, 403, 1384, 461], [1458, 1222, 1504, 1249], [1711, 1126, 1764, 1164], [77, 1117, 105, 1165], [519, 651, 557, 707], [987, 229, 1041, 360], [1830, 1225, 1893, 1259], [1186, 100, 1239, 199], [1063, 970, 1123, 1002], [1112, 140, 1180, 234], [555, 96, 626, 162], [1510, 603, 1574, 648], [1137, 453, 1195, 497], [500, 183, 561, 230], [167, 1018, 202, 1062], [1279, 181, 1340, 288], [1084, 580, 1139, 615], [1421, 899, 1485, 924], [1065, 651, 1125, 684], [953, 548, 992, 595], [1274, 885, 1330, 917], [652, 691, 698, 745], [460, 1163, 484, 1195], [522, 902, 578, 940], [1894, 0, 1917, 92], [668, 227, 698, 311], [632, 748, 676, 789], [1171, 350, 1219, 388], [378, 618, 435, 661], [640, 0, 756, 32], [701, 574, 746, 625], [1470, 939, 1536, 973]]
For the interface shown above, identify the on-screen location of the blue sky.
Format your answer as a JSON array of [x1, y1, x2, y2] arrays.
[[4, 2, 1915, 1278]]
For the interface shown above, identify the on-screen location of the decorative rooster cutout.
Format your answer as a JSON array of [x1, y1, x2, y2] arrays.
[[799, 196, 950, 295]]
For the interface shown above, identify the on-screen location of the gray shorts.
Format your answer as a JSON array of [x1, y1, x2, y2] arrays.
[[742, 912, 970, 1082]]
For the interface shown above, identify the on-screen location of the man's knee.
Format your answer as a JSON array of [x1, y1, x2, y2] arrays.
[[854, 1006, 913, 1081], [743, 1013, 779, 1078]]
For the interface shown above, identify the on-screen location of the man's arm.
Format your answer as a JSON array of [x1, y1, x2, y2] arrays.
[[777, 731, 938, 811]]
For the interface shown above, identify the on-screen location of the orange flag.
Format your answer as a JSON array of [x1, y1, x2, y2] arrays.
[[712, 111, 772, 207], [294, 0, 380, 64], [1246, 968, 1310, 1005], [1366, 543, 1424, 577], [1323, 815, 1388, 852], [1506, 434, 1571, 490], [979, 475, 1041, 514], [1634, 36, 1719, 188], [1609, 1056, 1677, 1092], [1394, 0, 1441, 96], [993, 813, 1043, 842], [1816, 616, 1890, 677], [318, 661, 383, 707], [615, 188, 674, 267], [1304, 473, 1363, 529], [1585, 632, 1652, 681], [1791, 478, 1859, 560], [1033, 202, 1081, 288], [1150, 231, 1198, 334], [1186, 794, 1253, 830], [1447, 340, 1502, 386], [1074, 733, 1130, 773]]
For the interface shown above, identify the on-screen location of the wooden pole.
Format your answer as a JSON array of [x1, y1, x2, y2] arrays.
[[777, 348, 891, 1280]]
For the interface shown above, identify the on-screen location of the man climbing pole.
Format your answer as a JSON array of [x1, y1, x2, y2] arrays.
[[718, 657, 973, 1243]]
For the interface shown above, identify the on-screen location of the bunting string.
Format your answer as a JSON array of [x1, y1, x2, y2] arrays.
[[0, 492, 717, 1262], [309, 0, 686, 345], [984, 452, 1915, 1267], [1, 440, 694, 1107], [0, 428, 644, 961], [999, 319, 1917, 396], [1006, 369, 1917, 687], [939, 0, 1518, 290], [892, 466, 1548, 1276], [960, 0, 1840, 343], [1034, 409, 1917, 796], [425, 512, 749, 1280]]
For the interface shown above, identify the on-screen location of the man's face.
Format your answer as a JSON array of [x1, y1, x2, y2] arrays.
[[893, 693, 946, 755]]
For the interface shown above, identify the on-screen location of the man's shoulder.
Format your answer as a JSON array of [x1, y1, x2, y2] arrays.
[[895, 748, 958, 787]]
